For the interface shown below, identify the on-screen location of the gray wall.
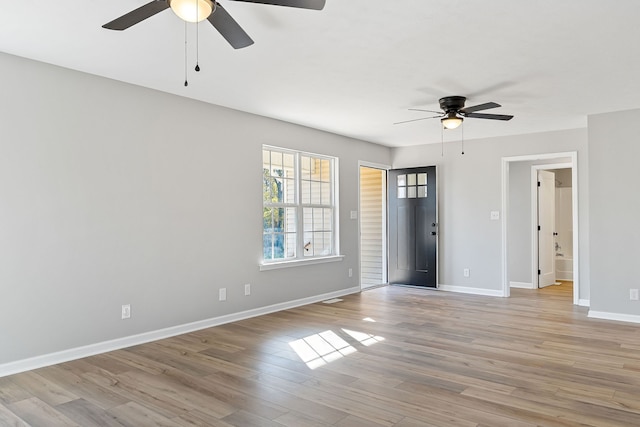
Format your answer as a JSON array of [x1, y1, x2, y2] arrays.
[[588, 109, 640, 315], [391, 129, 589, 297], [0, 52, 391, 365]]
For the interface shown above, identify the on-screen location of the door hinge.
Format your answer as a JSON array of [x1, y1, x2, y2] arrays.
[[537, 181, 541, 187], [538, 225, 541, 231], [538, 269, 541, 275]]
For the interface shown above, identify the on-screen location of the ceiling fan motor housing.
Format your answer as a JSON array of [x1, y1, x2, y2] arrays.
[[439, 96, 466, 113]]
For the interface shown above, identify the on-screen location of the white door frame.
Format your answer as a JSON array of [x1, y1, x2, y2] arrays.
[[358, 161, 390, 290], [531, 164, 570, 288], [501, 152, 580, 304]]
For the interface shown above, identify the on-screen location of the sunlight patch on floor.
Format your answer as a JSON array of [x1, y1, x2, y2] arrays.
[[342, 329, 385, 346], [289, 330, 357, 369]]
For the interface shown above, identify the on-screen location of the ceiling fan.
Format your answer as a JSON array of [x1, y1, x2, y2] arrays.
[[102, 0, 326, 49], [395, 96, 514, 129]]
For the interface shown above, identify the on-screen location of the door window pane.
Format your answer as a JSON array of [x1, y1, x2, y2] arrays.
[[407, 174, 416, 186], [418, 173, 427, 185]]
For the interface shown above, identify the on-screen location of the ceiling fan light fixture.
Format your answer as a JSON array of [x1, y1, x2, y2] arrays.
[[441, 113, 463, 130], [168, 0, 214, 23]]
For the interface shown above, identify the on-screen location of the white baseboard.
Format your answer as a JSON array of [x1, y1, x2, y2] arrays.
[[578, 299, 590, 307], [509, 281, 534, 289], [588, 310, 640, 324], [438, 284, 505, 297], [0, 286, 360, 378]]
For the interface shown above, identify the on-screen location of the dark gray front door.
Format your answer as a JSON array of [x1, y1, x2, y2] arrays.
[[388, 166, 437, 287]]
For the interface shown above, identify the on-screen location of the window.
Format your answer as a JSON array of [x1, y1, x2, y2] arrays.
[[263, 146, 338, 263]]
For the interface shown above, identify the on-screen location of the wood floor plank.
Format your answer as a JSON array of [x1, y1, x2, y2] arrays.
[[55, 398, 126, 427], [0, 403, 31, 427], [9, 371, 79, 406], [8, 397, 80, 427], [107, 401, 182, 427], [2, 282, 640, 426]]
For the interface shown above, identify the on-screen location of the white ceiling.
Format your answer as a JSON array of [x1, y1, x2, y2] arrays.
[[1, 1, 639, 147]]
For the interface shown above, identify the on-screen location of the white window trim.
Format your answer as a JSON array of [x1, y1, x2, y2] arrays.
[[261, 146, 340, 268]]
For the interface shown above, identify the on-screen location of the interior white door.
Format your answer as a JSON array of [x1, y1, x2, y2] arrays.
[[538, 170, 556, 288]]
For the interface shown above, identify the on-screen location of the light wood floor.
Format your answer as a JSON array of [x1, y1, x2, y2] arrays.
[[2, 282, 640, 426]]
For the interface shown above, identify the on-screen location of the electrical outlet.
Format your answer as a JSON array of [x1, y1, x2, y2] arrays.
[[244, 283, 251, 296], [219, 288, 227, 301], [121, 304, 131, 320], [463, 268, 470, 278], [630, 289, 639, 301], [490, 211, 500, 220], [348, 268, 353, 278]]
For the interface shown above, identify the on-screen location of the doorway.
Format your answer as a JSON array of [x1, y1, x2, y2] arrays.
[[533, 166, 574, 289], [359, 165, 387, 290], [501, 152, 580, 304]]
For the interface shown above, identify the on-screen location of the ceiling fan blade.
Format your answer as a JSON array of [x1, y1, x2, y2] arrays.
[[207, 3, 254, 49], [409, 108, 443, 114], [460, 102, 501, 114], [229, 0, 326, 10], [394, 115, 442, 125], [102, 1, 169, 30], [464, 112, 514, 121]]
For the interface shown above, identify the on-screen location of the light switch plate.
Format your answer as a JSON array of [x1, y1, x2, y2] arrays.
[[350, 211, 358, 220]]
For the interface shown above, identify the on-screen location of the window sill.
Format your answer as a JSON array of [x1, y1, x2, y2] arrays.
[[259, 255, 345, 271]]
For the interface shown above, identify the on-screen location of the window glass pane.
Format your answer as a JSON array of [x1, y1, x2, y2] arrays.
[[313, 208, 323, 231], [285, 208, 297, 232], [321, 232, 332, 255], [301, 181, 311, 204], [303, 207, 313, 232], [418, 186, 427, 198], [273, 208, 285, 231], [263, 150, 271, 168], [272, 233, 284, 259], [283, 153, 295, 169], [398, 187, 406, 198], [418, 173, 427, 185], [263, 233, 274, 260], [303, 232, 314, 256], [408, 187, 417, 198], [320, 159, 330, 182], [301, 156, 311, 180], [271, 151, 283, 169], [285, 233, 296, 258], [309, 158, 321, 181], [323, 209, 332, 230], [263, 208, 273, 230], [273, 178, 284, 203], [283, 178, 295, 203], [263, 169, 273, 202], [397, 174, 406, 186], [321, 182, 331, 205], [311, 181, 321, 204], [407, 173, 416, 186]]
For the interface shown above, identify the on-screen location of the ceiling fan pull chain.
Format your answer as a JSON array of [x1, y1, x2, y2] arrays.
[[184, 21, 189, 87], [461, 123, 465, 155], [441, 123, 444, 157], [195, 0, 201, 72]]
